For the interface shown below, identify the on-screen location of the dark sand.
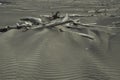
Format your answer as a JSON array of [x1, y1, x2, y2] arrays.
[[0, 0, 120, 80]]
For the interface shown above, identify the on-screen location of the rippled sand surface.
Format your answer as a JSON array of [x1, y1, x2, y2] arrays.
[[0, 29, 119, 80], [0, 0, 120, 80]]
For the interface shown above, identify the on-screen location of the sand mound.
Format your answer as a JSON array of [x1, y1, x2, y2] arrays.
[[0, 28, 120, 80]]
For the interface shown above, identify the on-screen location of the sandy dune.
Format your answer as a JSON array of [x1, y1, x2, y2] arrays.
[[0, 0, 120, 80], [0, 28, 120, 80]]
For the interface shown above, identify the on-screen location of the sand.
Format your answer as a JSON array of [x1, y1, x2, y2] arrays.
[[0, 0, 120, 80]]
